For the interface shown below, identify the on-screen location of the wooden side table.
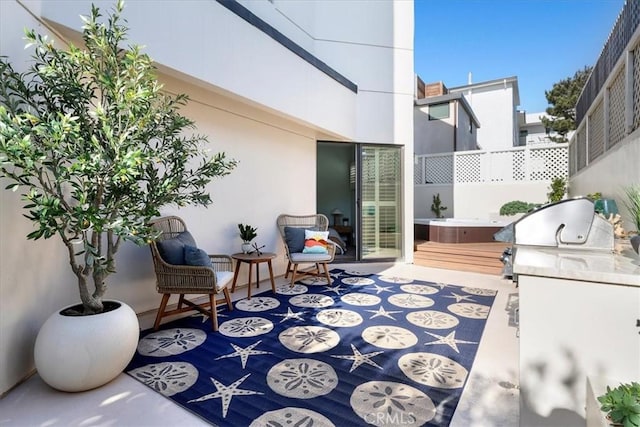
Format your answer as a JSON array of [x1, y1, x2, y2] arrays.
[[231, 252, 277, 299]]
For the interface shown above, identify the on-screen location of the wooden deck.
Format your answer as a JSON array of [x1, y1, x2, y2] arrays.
[[413, 240, 509, 276]]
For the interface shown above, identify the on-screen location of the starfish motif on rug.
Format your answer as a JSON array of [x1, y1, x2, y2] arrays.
[[322, 284, 347, 295], [424, 330, 478, 353], [330, 270, 346, 279], [188, 373, 262, 418], [365, 305, 403, 320], [366, 284, 394, 294], [215, 340, 272, 368], [271, 307, 306, 323], [443, 292, 477, 303], [331, 343, 384, 372]]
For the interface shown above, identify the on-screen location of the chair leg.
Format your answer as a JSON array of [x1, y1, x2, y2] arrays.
[[177, 294, 186, 309], [210, 294, 218, 332], [290, 264, 299, 286], [223, 287, 233, 310], [154, 294, 170, 330], [322, 263, 332, 285], [284, 261, 291, 279]]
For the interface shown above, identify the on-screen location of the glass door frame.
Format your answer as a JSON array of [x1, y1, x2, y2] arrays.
[[355, 144, 404, 262]]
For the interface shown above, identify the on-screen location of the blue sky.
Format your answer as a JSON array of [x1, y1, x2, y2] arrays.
[[414, 0, 625, 113]]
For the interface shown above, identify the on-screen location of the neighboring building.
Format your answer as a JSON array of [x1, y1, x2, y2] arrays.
[[414, 76, 567, 220], [414, 80, 480, 155], [0, 0, 414, 394], [449, 76, 521, 151], [517, 111, 565, 146]]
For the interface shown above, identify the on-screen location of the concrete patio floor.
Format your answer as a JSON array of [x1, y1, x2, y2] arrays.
[[0, 262, 519, 426]]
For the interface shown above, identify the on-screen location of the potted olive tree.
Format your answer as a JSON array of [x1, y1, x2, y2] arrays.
[[0, 1, 236, 391]]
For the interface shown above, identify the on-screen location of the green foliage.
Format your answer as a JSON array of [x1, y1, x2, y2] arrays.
[[430, 193, 447, 218], [587, 192, 603, 201], [541, 66, 593, 143], [238, 224, 257, 242], [0, 1, 236, 313], [623, 185, 640, 232], [547, 176, 567, 203], [598, 382, 640, 427], [499, 201, 540, 216]]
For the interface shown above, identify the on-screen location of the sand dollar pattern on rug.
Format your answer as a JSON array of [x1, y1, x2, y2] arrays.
[[249, 407, 335, 427], [126, 268, 496, 426], [279, 325, 341, 353], [137, 328, 206, 357], [129, 361, 198, 396], [267, 358, 338, 399], [350, 381, 436, 426]]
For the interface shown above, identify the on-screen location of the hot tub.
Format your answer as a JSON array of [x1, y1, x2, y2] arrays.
[[414, 218, 511, 244]]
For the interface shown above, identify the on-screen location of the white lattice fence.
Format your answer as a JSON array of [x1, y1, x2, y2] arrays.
[[528, 145, 568, 180], [416, 145, 568, 186], [413, 156, 424, 185], [609, 65, 626, 147], [455, 152, 482, 183], [633, 41, 640, 132], [588, 99, 605, 163], [425, 154, 453, 184]]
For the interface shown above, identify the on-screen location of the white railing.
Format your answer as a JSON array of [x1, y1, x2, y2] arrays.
[[414, 143, 568, 185]]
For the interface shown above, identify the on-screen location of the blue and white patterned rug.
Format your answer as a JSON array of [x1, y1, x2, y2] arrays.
[[126, 269, 496, 426]]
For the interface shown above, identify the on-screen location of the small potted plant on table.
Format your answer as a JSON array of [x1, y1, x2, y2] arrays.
[[238, 224, 258, 253]]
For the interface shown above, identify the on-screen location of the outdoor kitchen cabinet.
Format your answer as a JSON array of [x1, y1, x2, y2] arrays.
[[514, 245, 640, 427]]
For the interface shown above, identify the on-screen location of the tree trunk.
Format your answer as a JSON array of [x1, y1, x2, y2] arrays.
[[77, 274, 104, 314]]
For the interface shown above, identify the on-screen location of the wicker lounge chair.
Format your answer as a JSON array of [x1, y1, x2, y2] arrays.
[[149, 216, 233, 331], [276, 213, 336, 285]]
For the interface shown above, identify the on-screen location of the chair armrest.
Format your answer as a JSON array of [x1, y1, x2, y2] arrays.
[[208, 254, 233, 272], [326, 240, 336, 260]]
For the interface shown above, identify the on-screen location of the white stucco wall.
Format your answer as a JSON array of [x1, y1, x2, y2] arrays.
[[414, 185, 454, 219], [39, 0, 358, 142], [454, 182, 550, 220], [450, 82, 517, 151], [569, 135, 640, 232], [0, 0, 415, 394], [455, 103, 477, 152], [413, 105, 455, 154]]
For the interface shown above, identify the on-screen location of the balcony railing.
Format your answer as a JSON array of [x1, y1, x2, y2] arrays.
[[414, 144, 568, 185]]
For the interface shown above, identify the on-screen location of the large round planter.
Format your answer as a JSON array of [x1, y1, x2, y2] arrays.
[[34, 300, 139, 392]]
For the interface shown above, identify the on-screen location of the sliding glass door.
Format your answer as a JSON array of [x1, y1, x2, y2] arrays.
[[359, 146, 402, 260]]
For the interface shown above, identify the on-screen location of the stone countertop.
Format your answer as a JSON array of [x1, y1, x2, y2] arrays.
[[513, 241, 640, 287]]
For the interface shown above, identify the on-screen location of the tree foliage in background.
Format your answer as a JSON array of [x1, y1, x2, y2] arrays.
[[0, 0, 237, 314], [541, 66, 593, 143]]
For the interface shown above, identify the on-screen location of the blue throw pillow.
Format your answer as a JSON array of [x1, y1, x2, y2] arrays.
[[156, 231, 197, 265], [184, 245, 213, 267], [284, 227, 306, 253]]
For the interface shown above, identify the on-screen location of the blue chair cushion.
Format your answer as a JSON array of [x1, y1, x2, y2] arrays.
[[284, 227, 306, 253], [184, 245, 213, 267], [156, 231, 197, 265]]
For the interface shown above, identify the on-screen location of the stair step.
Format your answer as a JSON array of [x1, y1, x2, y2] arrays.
[[413, 251, 503, 267], [413, 259, 503, 275], [413, 240, 509, 276]]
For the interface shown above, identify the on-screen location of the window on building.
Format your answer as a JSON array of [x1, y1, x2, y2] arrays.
[[519, 130, 528, 146], [428, 102, 450, 120]]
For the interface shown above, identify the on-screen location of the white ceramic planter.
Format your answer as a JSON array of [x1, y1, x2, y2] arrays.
[[34, 300, 139, 392]]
